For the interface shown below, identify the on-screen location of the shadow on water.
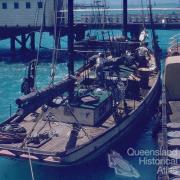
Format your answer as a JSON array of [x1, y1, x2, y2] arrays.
[[0, 49, 84, 64]]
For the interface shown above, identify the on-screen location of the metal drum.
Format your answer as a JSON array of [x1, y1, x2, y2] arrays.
[[138, 68, 151, 89], [126, 76, 140, 99]]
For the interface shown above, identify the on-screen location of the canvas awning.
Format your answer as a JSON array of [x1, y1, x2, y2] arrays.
[[165, 55, 180, 101]]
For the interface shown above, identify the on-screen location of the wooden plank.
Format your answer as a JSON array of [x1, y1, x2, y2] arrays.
[[169, 101, 180, 123], [169, 165, 180, 177], [168, 138, 180, 147], [168, 131, 180, 138], [167, 123, 180, 129], [168, 149, 180, 160]]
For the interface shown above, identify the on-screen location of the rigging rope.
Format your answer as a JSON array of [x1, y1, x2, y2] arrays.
[[50, 0, 68, 85], [145, 0, 154, 49], [24, 133, 35, 180], [50, 2, 58, 85], [34, 0, 40, 27], [66, 103, 91, 140], [20, 110, 44, 148], [141, 0, 146, 28], [28, 147, 35, 180], [146, 0, 160, 67]]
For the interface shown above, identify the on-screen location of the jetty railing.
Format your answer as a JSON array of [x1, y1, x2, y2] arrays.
[[169, 33, 180, 55]]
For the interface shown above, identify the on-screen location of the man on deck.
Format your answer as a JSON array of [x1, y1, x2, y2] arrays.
[[96, 53, 107, 84], [136, 45, 150, 68]]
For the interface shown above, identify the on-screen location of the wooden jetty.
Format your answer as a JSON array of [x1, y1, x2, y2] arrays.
[[0, 0, 179, 53]]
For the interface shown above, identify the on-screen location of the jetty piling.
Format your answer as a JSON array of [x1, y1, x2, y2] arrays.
[[0, 2, 178, 54], [10, 32, 36, 53]]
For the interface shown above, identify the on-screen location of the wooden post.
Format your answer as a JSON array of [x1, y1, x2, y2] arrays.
[[30, 32, 35, 51], [130, 26, 141, 41], [68, 0, 74, 76], [75, 29, 85, 41], [10, 36, 16, 53], [21, 34, 26, 50], [68, 0, 75, 102], [122, 0, 128, 38]]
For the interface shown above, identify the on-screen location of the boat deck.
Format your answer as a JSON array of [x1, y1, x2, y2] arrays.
[[0, 76, 157, 154], [2, 98, 143, 153]]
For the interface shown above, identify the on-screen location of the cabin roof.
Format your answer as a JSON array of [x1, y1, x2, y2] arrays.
[[166, 56, 180, 66]]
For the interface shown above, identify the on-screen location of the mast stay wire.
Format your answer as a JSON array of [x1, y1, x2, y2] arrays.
[[141, 0, 146, 28], [102, 0, 114, 54], [28, 147, 35, 180], [23, 1, 41, 64], [26, 0, 41, 50], [34, 0, 40, 28], [65, 103, 91, 140], [146, 0, 161, 68], [145, 0, 153, 49], [34, 0, 47, 89]]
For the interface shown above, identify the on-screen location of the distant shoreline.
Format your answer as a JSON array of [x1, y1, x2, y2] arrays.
[[72, 8, 180, 12]]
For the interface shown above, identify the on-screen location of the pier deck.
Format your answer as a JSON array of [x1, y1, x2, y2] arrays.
[[0, 12, 180, 53]]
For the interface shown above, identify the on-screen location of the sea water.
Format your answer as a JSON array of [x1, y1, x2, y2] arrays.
[[0, 21, 179, 180]]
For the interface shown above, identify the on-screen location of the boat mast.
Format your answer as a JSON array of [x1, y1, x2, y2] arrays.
[[122, 0, 128, 39], [67, 0, 75, 101], [68, 0, 74, 76], [148, 0, 160, 69]]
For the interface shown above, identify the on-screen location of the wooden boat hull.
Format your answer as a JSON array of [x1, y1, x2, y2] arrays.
[[58, 74, 161, 166], [0, 73, 161, 167]]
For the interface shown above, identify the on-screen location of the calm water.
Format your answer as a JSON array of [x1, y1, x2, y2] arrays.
[[0, 28, 179, 180]]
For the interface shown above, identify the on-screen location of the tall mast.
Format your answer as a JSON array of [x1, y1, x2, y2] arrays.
[[122, 0, 128, 38], [68, 0, 74, 76], [148, 0, 160, 69]]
